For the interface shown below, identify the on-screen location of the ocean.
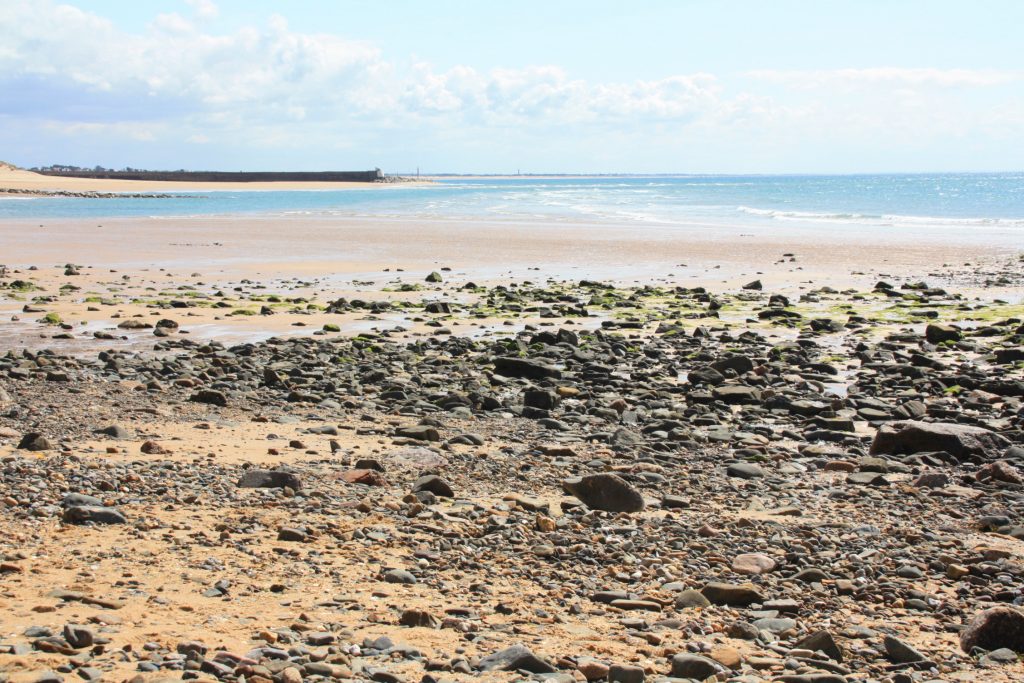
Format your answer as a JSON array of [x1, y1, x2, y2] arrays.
[[2, 174, 1023, 236]]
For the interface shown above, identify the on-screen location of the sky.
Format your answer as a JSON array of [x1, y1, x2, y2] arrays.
[[1, 0, 1022, 174]]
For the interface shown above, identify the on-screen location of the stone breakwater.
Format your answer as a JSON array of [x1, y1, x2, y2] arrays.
[[1, 265, 1024, 682], [0, 188, 185, 199]]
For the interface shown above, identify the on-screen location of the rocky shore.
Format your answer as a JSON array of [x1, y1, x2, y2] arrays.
[[1, 258, 1023, 683]]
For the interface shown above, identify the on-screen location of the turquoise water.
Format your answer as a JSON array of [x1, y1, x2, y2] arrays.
[[2, 174, 1023, 230]]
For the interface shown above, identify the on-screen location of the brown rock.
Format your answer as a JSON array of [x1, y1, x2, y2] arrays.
[[960, 606, 1024, 653]]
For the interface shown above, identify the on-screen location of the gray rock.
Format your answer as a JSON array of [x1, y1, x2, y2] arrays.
[[669, 653, 724, 680], [237, 469, 301, 490], [607, 664, 645, 683], [62, 506, 126, 525], [478, 644, 556, 673], [493, 357, 562, 380], [61, 493, 104, 508], [870, 420, 1008, 461], [726, 462, 765, 479], [883, 634, 927, 663], [412, 475, 454, 498], [383, 569, 418, 585], [674, 589, 711, 609], [62, 624, 95, 649]]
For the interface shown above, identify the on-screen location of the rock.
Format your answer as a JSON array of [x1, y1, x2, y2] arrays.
[[61, 493, 104, 508], [341, 469, 387, 486], [383, 569, 417, 585], [742, 280, 762, 290], [478, 644, 556, 674], [413, 475, 454, 497], [976, 461, 1023, 485], [493, 357, 562, 380], [795, 629, 843, 662], [669, 653, 724, 680], [190, 389, 227, 407], [883, 635, 927, 663], [425, 271, 443, 283], [96, 425, 131, 439], [870, 420, 1008, 461], [732, 553, 776, 575], [277, 527, 308, 542], [925, 323, 962, 343], [17, 432, 53, 451], [607, 663, 646, 683], [237, 469, 301, 490], [140, 440, 169, 454], [399, 609, 439, 627], [674, 589, 711, 609], [395, 425, 440, 442], [726, 462, 765, 479], [62, 506, 127, 525], [562, 473, 645, 513], [960, 606, 1024, 653], [62, 624, 95, 649], [912, 471, 950, 488], [578, 659, 610, 681], [712, 385, 762, 404], [701, 582, 764, 606]]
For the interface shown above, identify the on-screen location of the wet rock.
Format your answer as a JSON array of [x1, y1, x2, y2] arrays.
[[925, 323, 962, 343], [493, 357, 562, 380]]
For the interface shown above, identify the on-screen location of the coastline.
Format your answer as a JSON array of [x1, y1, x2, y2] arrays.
[[0, 166, 430, 192]]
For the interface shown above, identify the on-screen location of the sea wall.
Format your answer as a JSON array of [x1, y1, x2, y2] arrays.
[[35, 169, 384, 183]]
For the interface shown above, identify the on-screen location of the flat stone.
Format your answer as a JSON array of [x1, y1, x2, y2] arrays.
[[701, 581, 765, 606]]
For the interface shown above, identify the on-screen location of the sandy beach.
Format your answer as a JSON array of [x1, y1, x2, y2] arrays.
[[0, 199, 1023, 683], [0, 165, 424, 193]]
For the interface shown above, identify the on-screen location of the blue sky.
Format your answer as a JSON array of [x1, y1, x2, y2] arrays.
[[1, 1, 1022, 173]]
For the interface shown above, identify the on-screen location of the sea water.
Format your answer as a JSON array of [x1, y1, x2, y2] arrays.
[[2, 174, 1023, 236]]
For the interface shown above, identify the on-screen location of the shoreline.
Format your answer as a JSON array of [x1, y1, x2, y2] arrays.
[[0, 166, 429, 192]]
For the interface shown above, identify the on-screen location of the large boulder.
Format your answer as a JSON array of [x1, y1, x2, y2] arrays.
[[870, 420, 1008, 461], [960, 607, 1024, 653], [563, 474, 645, 513]]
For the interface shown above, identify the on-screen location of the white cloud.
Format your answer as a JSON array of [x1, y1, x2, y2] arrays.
[[748, 67, 1021, 89], [186, 0, 219, 21], [0, 1, 1021, 171]]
